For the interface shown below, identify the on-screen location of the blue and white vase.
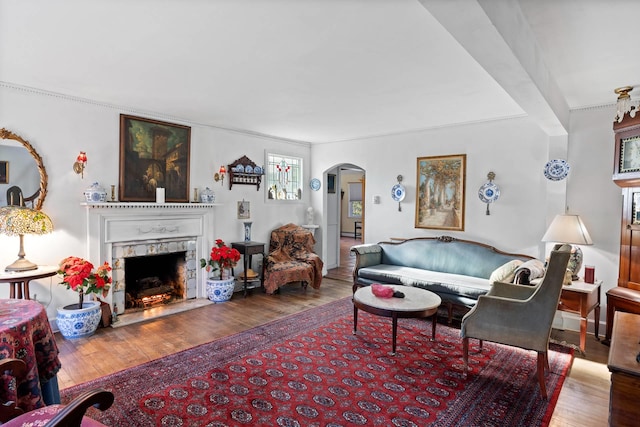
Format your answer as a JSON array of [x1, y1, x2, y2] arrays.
[[206, 277, 235, 303], [244, 221, 252, 242], [56, 300, 102, 339]]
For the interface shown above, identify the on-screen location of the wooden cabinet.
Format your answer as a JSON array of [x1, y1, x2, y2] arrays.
[[613, 114, 640, 290], [608, 312, 640, 426]]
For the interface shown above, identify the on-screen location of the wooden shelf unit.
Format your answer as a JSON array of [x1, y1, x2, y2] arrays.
[[228, 155, 263, 191]]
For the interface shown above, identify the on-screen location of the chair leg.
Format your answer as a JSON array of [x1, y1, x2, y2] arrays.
[[537, 352, 548, 399], [478, 340, 483, 352], [462, 337, 469, 374]]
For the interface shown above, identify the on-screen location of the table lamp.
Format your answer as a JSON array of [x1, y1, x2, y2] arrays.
[[541, 214, 593, 280], [0, 206, 53, 272]]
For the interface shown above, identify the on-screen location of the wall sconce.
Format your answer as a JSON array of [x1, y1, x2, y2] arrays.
[[615, 86, 640, 123], [214, 165, 226, 186], [73, 151, 87, 178]]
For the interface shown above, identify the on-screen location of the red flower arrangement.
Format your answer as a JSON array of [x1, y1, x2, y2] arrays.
[[200, 239, 241, 279], [58, 256, 112, 309]]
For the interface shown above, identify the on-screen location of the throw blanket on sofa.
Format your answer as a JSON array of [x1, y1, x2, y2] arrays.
[[264, 223, 323, 294]]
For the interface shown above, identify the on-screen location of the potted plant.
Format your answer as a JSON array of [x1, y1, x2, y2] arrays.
[[200, 239, 241, 303], [56, 256, 112, 339]]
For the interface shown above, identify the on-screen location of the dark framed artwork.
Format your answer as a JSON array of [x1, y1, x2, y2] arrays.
[[119, 114, 191, 202], [0, 161, 7, 184], [415, 154, 466, 231], [327, 174, 336, 193]]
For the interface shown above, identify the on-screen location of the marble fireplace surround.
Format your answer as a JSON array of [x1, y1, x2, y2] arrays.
[[85, 202, 218, 325]]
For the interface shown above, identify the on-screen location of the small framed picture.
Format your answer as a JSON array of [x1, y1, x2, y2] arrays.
[[327, 174, 336, 193], [0, 161, 7, 184], [237, 200, 250, 219]]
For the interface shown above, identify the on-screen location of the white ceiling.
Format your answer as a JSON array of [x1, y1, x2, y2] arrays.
[[1, 0, 638, 143]]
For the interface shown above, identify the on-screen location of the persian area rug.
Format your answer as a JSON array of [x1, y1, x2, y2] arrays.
[[62, 297, 573, 427]]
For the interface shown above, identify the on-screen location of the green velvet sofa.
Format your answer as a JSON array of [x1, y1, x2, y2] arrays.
[[351, 236, 534, 321]]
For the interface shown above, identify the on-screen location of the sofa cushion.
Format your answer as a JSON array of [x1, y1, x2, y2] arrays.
[[357, 265, 492, 301], [489, 259, 523, 283]]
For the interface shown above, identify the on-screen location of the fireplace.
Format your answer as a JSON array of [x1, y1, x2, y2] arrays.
[[84, 202, 216, 322], [124, 252, 187, 311]]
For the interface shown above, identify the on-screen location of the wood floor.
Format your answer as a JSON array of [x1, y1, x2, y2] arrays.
[[56, 237, 611, 426]]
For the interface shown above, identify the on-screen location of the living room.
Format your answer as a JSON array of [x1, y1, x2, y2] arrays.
[[0, 1, 637, 425]]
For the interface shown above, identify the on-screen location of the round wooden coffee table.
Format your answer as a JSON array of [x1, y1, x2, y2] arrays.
[[353, 285, 441, 355]]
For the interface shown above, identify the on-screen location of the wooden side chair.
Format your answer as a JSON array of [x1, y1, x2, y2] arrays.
[[0, 358, 114, 427]]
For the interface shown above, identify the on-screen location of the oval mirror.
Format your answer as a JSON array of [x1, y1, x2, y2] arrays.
[[0, 128, 48, 210]]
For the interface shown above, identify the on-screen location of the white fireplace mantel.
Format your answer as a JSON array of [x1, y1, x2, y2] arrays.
[[84, 202, 219, 314]]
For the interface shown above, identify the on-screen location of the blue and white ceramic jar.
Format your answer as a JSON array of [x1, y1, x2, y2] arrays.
[[56, 300, 102, 339], [84, 182, 107, 203], [206, 277, 235, 303]]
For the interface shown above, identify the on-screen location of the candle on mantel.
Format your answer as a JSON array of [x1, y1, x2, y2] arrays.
[[156, 188, 165, 203]]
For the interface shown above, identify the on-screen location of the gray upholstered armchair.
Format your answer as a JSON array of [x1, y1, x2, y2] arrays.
[[460, 244, 571, 399]]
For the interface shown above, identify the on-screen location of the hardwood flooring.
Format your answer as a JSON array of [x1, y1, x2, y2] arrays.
[[56, 237, 611, 426]]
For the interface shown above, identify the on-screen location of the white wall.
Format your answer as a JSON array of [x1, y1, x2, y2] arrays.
[[0, 85, 311, 319], [313, 111, 620, 329], [0, 83, 623, 332]]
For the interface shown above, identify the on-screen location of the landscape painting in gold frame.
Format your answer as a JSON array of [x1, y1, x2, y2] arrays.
[[415, 154, 466, 231]]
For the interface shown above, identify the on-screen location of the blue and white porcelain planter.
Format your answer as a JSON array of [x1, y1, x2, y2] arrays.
[[206, 277, 235, 303], [56, 301, 102, 339]]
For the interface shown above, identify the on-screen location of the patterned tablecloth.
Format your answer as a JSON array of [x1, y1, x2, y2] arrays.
[[0, 299, 61, 411]]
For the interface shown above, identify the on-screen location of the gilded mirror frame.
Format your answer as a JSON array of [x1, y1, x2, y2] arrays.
[[0, 128, 48, 210]]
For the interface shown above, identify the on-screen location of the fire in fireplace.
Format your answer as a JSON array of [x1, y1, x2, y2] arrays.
[[124, 252, 187, 311]]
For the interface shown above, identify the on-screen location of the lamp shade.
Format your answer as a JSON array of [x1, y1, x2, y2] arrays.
[[541, 214, 593, 245], [0, 206, 53, 272], [0, 206, 53, 236]]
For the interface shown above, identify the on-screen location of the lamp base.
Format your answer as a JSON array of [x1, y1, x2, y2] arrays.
[[567, 245, 583, 282], [5, 257, 38, 272]]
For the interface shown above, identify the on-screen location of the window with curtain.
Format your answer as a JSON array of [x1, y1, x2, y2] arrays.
[[348, 182, 362, 217]]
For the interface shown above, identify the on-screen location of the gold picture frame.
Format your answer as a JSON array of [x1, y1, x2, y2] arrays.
[[415, 154, 466, 231], [119, 114, 191, 202]]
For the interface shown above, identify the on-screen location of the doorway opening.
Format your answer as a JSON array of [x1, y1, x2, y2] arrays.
[[325, 164, 365, 281]]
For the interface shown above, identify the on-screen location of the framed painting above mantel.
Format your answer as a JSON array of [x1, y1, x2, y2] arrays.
[[119, 114, 191, 202], [415, 154, 466, 231]]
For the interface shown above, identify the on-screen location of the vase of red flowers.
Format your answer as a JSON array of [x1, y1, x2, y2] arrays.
[[56, 256, 112, 338], [201, 239, 241, 302]]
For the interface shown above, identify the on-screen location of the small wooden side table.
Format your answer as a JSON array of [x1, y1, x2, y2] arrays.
[[231, 241, 265, 297], [0, 265, 58, 299], [557, 279, 601, 352]]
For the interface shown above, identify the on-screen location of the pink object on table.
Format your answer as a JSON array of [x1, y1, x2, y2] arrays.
[[371, 283, 394, 298]]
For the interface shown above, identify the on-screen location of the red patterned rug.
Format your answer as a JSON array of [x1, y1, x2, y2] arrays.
[[62, 297, 573, 426]]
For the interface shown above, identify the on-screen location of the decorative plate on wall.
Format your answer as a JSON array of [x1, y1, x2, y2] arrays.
[[310, 178, 321, 191], [478, 182, 500, 203], [391, 184, 406, 202], [544, 159, 570, 181]]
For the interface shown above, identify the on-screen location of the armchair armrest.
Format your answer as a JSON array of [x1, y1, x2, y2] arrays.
[[488, 281, 538, 300], [350, 244, 382, 269], [46, 389, 114, 427], [461, 293, 554, 351]]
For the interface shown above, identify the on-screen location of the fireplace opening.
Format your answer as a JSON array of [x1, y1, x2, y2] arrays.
[[124, 252, 187, 312]]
